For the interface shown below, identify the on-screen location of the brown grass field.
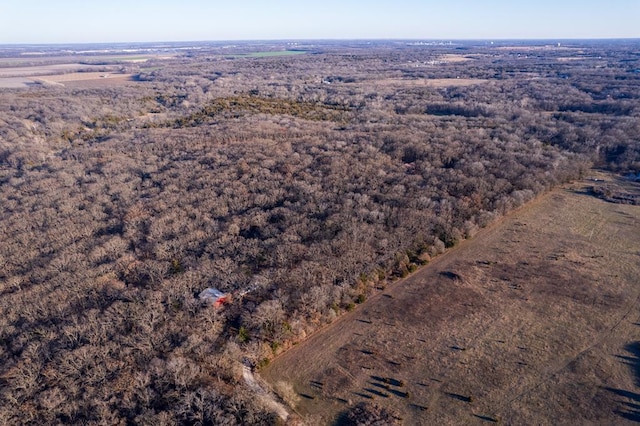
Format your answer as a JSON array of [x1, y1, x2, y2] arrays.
[[0, 77, 34, 88], [261, 172, 640, 425], [0, 65, 136, 88], [0, 53, 172, 88], [440, 54, 474, 63], [36, 72, 136, 88]]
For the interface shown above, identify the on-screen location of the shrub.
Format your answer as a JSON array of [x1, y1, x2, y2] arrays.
[[238, 326, 250, 343]]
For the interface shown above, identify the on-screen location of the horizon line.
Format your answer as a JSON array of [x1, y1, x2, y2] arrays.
[[1, 37, 640, 47]]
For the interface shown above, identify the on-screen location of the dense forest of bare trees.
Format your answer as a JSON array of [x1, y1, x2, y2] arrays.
[[0, 40, 638, 424]]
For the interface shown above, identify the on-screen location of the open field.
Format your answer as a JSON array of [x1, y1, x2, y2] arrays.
[[0, 72, 136, 89], [261, 172, 640, 425], [0, 63, 133, 88], [0, 63, 109, 78], [0, 77, 34, 88], [36, 72, 136, 88], [38, 72, 132, 82], [0, 53, 176, 67], [0, 51, 175, 88], [440, 54, 474, 63], [81, 54, 174, 62]]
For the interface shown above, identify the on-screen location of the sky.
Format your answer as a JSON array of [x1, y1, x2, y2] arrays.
[[1, 0, 638, 44]]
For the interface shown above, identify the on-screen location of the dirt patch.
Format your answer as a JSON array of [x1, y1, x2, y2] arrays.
[[261, 173, 640, 425]]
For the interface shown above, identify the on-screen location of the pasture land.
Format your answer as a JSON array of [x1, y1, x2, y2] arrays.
[[440, 54, 474, 63], [0, 63, 108, 78], [0, 72, 136, 89], [0, 52, 173, 88], [0, 64, 133, 88], [0, 77, 34, 88], [261, 172, 640, 425], [37, 72, 136, 88]]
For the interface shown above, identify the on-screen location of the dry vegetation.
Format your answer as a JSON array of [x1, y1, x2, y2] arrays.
[[261, 173, 640, 424], [0, 40, 638, 424], [440, 54, 474, 63]]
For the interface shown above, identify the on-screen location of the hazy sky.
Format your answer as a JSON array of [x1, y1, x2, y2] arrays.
[[1, 0, 638, 44]]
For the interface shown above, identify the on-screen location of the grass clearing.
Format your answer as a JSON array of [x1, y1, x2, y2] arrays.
[[261, 172, 640, 425], [40, 72, 134, 82], [0, 64, 134, 88], [0, 77, 34, 89], [440, 54, 474, 63], [0, 64, 107, 78]]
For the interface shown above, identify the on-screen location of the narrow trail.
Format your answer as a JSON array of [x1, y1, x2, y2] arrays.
[[242, 365, 290, 421]]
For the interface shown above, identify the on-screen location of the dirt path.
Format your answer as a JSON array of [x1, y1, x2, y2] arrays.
[[261, 173, 640, 425], [243, 365, 290, 421]]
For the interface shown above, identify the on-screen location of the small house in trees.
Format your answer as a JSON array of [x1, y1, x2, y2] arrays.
[[199, 288, 231, 308]]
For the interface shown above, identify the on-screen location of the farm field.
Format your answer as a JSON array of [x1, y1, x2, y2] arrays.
[[0, 64, 107, 78], [0, 51, 175, 88], [0, 64, 133, 88], [36, 72, 136, 88], [261, 172, 640, 425], [0, 77, 34, 88], [0, 72, 136, 88]]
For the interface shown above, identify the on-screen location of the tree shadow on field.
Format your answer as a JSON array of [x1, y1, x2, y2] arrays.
[[605, 341, 640, 422], [618, 341, 640, 387], [445, 392, 472, 403], [440, 271, 462, 281], [473, 414, 499, 423]]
